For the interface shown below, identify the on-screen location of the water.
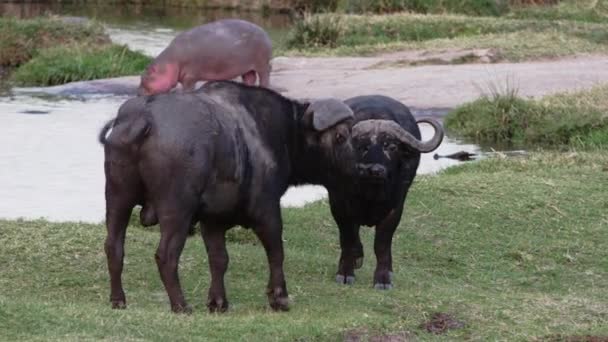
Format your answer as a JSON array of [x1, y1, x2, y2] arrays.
[[0, 3, 481, 223]]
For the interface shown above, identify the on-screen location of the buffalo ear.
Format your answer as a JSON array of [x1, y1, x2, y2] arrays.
[[307, 98, 354, 131]]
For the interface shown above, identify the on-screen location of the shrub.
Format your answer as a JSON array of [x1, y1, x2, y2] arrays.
[[286, 14, 344, 49]]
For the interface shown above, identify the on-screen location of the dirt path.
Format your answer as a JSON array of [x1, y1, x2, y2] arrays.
[[17, 54, 608, 109], [271, 54, 608, 108]]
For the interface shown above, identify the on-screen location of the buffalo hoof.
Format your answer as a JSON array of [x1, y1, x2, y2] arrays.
[[207, 298, 228, 313], [354, 256, 364, 269], [111, 300, 126, 309], [171, 303, 193, 314], [373, 283, 393, 290], [336, 274, 355, 285], [267, 287, 289, 312], [373, 271, 393, 290]]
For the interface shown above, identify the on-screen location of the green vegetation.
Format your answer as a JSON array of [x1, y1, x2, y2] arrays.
[[297, 0, 608, 20], [11, 44, 152, 86], [0, 17, 151, 86], [509, 0, 608, 23], [297, 0, 509, 16], [284, 12, 608, 59], [287, 14, 344, 49], [1, 152, 607, 340], [0, 17, 109, 67], [444, 84, 608, 149]]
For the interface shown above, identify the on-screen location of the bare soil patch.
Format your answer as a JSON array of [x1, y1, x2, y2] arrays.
[[419, 312, 465, 335]]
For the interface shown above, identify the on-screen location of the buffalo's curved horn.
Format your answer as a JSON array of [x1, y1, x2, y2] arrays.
[[352, 118, 444, 153], [307, 98, 354, 131]]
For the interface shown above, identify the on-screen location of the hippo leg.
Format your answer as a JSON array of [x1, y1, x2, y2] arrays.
[[252, 205, 289, 311], [155, 201, 195, 313], [181, 76, 197, 92], [241, 70, 257, 86], [257, 64, 271, 88], [201, 223, 230, 313], [373, 206, 403, 290], [104, 163, 140, 309]]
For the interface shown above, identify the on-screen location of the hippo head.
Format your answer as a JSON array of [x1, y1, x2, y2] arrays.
[[297, 98, 356, 181], [138, 63, 179, 96], [352, 118, 444, 182]]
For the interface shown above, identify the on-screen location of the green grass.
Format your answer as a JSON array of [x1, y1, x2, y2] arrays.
[[1, 152, 607, 341], [296, 0, 509, 16], [283, 12, 608, 60], [0, 16, 151, 86], [508, 0, 608, 23], [0, 17, 109, 67], [444, 84, 608, 149], [10, 44, 152, 87]]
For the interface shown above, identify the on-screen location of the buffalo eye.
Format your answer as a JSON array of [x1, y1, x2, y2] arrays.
[[383, 141, 398, 152], [335, 132, 346, 145]]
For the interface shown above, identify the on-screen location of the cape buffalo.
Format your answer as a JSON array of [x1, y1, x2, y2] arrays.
[[98, 81, 354, 313], [327, 95, 444, 289]]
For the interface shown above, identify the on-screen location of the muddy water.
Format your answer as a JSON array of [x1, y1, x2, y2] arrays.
[[0, 3, 481, 223]]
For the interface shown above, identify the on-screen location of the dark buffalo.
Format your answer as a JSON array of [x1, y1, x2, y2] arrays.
[[327, 95, 444, 289], [98, 81, 354, 313]]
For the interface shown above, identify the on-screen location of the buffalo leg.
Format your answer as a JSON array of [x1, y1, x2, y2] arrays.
[[155, 207, 193, 313], [335, 221, 361, 285], [329, 196, 364, 284], [373, 207, 403, 290], [253, 207, 289, 311], [201, 223, 229, 313], [104, 161, 138, 309], [104, 197, 134, 309], [353, 227, 364, 269]]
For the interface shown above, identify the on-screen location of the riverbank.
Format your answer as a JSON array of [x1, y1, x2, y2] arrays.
[[20, 0, 601, 18], [4, 2, 608, 87], [0, 17, 151, 86], [282, 11, 608, 60], [1, 151, 606, 341], [0, 16, 108, 67], [15, 54, 608, 110], [445, 83, 608, 149]]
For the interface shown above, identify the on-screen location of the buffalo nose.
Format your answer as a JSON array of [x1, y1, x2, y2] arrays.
[[369, 164, 386, 178], [357, 164, 387, 178], [357, 164, 369, 176]]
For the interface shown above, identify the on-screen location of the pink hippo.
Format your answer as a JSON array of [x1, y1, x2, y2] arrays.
[[138, 19, 272, 95]]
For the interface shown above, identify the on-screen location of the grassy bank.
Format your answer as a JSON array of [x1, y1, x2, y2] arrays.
[[11, 44, 152, 86], [0, 17, 109, 67], [444, 84, 608, 149], [1, 152, 607, 341], [0, 17, 150, 86], [508, 0, 608, 23], [41, 0, 587, 17], [284, 12, 608, 59]]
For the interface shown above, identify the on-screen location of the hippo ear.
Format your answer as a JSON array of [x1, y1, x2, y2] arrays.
[[307, 98, 354, 131]]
